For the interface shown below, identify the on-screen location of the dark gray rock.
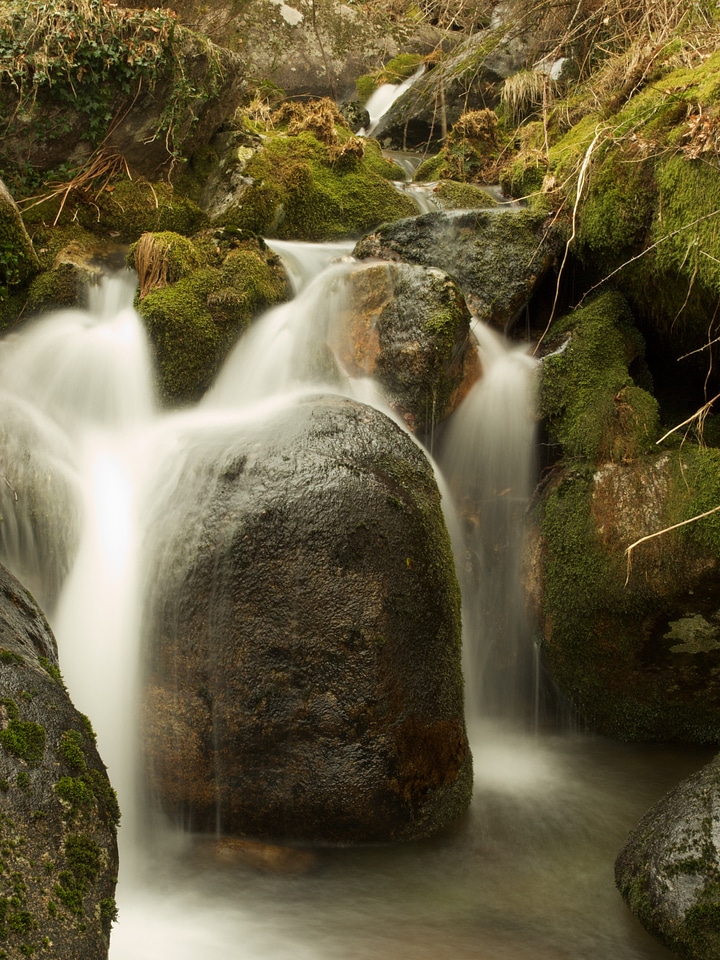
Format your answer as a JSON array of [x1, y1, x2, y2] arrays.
[[339, 261, 479, 433], [615, 755, 720, 960], [354, 208, 561, 331], [141, 394, 472, 844], [0, 563, 120, 959]]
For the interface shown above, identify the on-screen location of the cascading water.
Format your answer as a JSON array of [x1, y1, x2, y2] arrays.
[[439, 320, 540, 725], [0, 250, 708, 960], [359, 66, 425, 138]]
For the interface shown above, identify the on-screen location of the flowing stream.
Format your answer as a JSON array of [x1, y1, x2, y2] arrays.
[[0, 248, 711, 959]]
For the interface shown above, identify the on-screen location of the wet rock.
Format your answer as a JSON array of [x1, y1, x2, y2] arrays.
[[0, 563, 120, 959], [141, 394, 472, 844], [615, 755, 720, 960], [353, 208, 561, 331], [337, 260, 479, 433]]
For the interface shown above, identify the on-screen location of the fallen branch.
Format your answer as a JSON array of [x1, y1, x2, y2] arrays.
[[625, 503, 720, 584]]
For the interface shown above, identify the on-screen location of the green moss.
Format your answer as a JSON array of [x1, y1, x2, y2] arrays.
[[59, 731, 87, 772], [137, 273, 230, 404], [80, 180, 207, 244], [25, 264, 81, 313], [54, 767, 120, 829], [540, 290, 658, 463], [432, 180, 497, 209], [0, 651, 23, 666], [37, 658, 65, 689], [576, 147, 656, 273], [219, 130, 417, 240], [0, 715, 45, 766], [54, 834, 101, 917]]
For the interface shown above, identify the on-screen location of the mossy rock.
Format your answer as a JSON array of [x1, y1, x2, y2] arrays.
[[616, 754, 720, 959], [134, 233, 288, 404], [533, 445, 720, 741], [539, 290, 659, 464], [214, 130, 417, 240], [0, 562, 119, 959], [433, 179, 499, 210]]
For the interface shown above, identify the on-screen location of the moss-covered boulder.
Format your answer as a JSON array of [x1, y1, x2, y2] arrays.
[[539, 290, 659, 464], [615, 754, 720, 959], [354, 208, 562, 330], [141, 394, 472, 844], [530, 290, 720, 740], [203, 111, 417, 240], [0, 0, 246, 184], [132, 230, 289, 404], [0, 562, 119, 959], [532, 451, 720, 741], [338, 261, 479, 433]]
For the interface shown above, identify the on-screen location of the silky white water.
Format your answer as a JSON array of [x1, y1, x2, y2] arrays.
[[0, 256, 707, 960]]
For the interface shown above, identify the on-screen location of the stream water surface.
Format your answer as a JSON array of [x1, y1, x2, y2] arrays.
[[0, 250, 711, 960]]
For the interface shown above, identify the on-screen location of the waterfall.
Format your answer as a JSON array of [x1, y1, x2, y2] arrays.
[[439, 321, 540, 725], [359, 66, 425, 137], [0, 249, 694, 960]]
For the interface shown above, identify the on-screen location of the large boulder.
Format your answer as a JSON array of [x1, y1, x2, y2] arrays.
[[141, 394, 472, 844], [353, 208, 561, 331], [0, 563, 120, 959], [118, 0, 445, 102], [615, 755, 720, 960]]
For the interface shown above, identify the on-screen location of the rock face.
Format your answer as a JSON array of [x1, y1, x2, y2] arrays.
[[615, 755, 720, 960], [0, 563, 119, 959], [353, 209, 560, 331], [141, 394, 472, 844], [338, 261, 479, 433]]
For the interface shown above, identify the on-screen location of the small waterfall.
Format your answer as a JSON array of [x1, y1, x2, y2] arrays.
[[439, 320, 540, 725], [359, 66, 424, 137], [0, 245, 701, 960]]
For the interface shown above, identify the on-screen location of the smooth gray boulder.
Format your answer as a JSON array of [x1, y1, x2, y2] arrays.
[[141, 394, 472, 844]]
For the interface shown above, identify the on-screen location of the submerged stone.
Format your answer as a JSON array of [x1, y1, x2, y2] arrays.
[[141, 394, 472, 844]]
